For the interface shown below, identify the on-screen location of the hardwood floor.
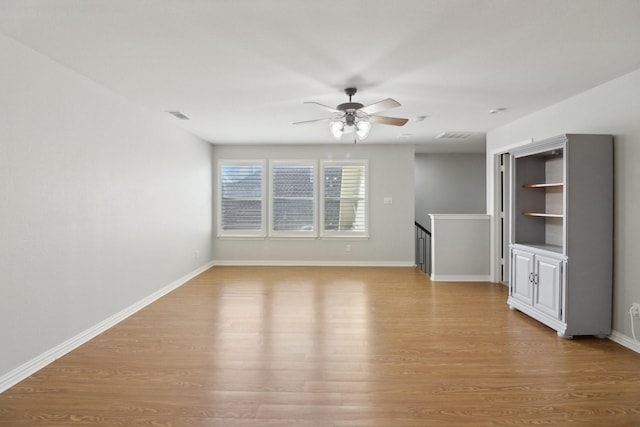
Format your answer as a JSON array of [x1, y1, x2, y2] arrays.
[[1, 266, 640, 426]]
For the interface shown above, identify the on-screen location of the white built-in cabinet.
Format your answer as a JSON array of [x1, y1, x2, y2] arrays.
[[507, 134, 613, 338]]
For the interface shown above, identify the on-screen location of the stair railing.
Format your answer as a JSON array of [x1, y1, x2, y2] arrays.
[[415, 221, 431, 275]]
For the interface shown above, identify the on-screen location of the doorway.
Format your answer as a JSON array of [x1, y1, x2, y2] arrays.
[[497, 153, 510, 284], [491, 138, 532, 285]]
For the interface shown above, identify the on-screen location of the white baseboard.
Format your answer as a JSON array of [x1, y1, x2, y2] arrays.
[[212, 260, 416, 267], [0, 261, 214, 394], [609, 329, 640, 354], [430, 274, 492, 282]]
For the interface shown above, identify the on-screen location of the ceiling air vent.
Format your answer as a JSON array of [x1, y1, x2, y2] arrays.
[[436, 131, 475, 140], [167, 111, 190, 120]]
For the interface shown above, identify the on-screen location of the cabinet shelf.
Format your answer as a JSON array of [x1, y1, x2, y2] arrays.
[[523, 183, 564, 188], [523, 212, 564, 218]]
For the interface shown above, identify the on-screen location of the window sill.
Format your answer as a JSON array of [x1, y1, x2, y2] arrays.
[[320, 235, 370, 240], [269, 235, 318, 240], [217, 235, 266, 241]]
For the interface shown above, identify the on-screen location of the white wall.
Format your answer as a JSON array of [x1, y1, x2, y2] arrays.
[[486, 68, 640, 346], [212, 144, 415, 265], [0, 35, 213, 384], [430, 214, 491, 282], [414, 153, 486, 228]]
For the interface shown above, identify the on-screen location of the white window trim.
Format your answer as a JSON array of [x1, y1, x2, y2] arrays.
[[217, 159, 266, 238], [320, 159, 370, 239], [268, 160, 318, 238]]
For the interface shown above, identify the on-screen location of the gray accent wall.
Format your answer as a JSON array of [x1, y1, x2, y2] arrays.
[[212, 144, 415, 265], [414, 153, 486, 229]]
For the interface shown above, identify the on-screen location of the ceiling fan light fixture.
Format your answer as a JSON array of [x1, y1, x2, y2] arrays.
[[356, 120, 371, 139], [298, 88, 407, 142], [330, 120, 344, 140]]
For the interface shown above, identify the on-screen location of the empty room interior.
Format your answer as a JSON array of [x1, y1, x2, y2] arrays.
[[2, 1, 640, 425]]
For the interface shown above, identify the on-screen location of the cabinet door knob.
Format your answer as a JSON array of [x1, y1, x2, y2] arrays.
[[529, 272, 534, 283]]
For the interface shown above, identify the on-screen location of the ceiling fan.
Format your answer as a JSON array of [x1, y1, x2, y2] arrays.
[[293, 88, 408, 141]]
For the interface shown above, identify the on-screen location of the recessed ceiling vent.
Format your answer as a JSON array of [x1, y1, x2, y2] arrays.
[[436, 131, 475, 140], [167, 111, 190, 120]]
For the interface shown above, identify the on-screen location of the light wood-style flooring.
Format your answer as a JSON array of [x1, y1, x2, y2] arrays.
[[1, 266, 640, 426]]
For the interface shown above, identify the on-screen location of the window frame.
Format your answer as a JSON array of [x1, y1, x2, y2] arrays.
[[216, 159, 266, 239], [268, 160, 318, 239], [320, 160, 370, 239]]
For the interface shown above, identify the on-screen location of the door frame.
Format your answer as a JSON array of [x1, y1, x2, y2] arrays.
[[490, 139, 532, 284]]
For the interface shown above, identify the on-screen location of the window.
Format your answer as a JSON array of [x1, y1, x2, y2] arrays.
[[217, 160, 265, 237], [217, 159, 368, 239], [321, 160, 368, 238], [269, 161, 317, 237]]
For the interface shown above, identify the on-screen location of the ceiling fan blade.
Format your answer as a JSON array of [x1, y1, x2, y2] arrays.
[[369, 115, 409, 126], [359, 98, 401, 115], [304, 101, 341, 113], [292, 117, 333, 125]]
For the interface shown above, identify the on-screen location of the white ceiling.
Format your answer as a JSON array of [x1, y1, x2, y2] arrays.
[[1, 0, 640, 153]]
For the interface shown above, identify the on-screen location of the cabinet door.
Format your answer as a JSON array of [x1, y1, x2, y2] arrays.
[[533, 255, 563, 319], [511, 249, 534, 305]]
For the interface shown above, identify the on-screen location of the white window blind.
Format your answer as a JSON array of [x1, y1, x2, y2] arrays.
[[270, 161, 317, 237], [321, 161, 368, 237], [218, 160, 265, 237]]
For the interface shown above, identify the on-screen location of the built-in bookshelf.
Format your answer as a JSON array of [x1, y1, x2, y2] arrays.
[[508, 134, 613, 338], [513, 146, 564, 253]]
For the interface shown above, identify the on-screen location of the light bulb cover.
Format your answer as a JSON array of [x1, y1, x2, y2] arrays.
[[330, 120, 344, 140], [356, 120, 371, 139]]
